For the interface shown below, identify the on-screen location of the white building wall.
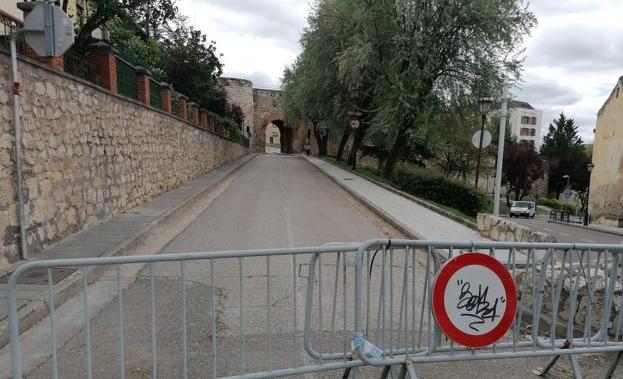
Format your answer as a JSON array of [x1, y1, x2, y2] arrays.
[[508, 106, 543, 151], [0, 1, 22, 21]]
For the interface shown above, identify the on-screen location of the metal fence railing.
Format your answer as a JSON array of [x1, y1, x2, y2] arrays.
[[149, 78, 161, 110], [64, 50, 103, 87], [7, 240, 623, 378], [171, 93, 181, 118], [115, 56, 137, 100]]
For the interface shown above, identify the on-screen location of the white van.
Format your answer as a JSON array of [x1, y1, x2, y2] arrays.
[[510, 201, 536, 218]]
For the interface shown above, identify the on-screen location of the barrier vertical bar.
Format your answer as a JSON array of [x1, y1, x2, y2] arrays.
[[266, 256, 272, 372], [116, 266, 125, 379], [149, 263, 157, 379], [81, 267, 93, 379], [47, 269, 58, 379], [210, 260, 217, 379], [180, 261, 188, 379]]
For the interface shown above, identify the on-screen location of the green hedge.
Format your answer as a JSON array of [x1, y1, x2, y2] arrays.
[[537, 198, 577, 214], [394, 165, 490, 217], [215, 116, 248, 145]]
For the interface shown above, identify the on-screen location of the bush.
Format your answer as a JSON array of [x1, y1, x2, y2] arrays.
[[537, 198, 577, 214], [215, 116, 247, 145], [394, 165, 490, 217]]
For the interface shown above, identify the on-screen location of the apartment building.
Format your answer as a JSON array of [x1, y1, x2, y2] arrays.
[[508, 100, 543, 150]]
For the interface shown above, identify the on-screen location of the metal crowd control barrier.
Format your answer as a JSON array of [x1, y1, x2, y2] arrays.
[[7, 240, 623, 378], [347, 240, 623, 379]]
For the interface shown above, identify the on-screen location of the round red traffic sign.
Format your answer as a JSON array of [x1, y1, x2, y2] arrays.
[[432, 253, 517, 348]]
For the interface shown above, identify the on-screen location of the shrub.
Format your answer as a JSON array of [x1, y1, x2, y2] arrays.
[[215, 116, 247, 144], [537, 198, 577, 214], [394, 165, 490, 217]]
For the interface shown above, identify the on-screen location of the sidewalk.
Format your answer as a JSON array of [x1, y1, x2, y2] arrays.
[[0, 154, 256, 346], [557, 219, 623, 238], [304, 157, 484, 241]]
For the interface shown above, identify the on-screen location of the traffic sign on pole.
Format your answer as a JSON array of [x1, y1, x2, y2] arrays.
[[472, 130, 492, 149], [432, 253, 517, 348], [24, 4, 74, 57]]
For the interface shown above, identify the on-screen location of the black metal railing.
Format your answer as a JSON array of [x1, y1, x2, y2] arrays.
[[64, 50, 103, 86], [149, 78, 161, 110], [116, 56, 137, 100], [171, 92, 181, 118]]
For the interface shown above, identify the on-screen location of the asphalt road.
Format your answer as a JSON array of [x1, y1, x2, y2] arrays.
[[24, 155, 623, 378], [509, 215, 623, 244]]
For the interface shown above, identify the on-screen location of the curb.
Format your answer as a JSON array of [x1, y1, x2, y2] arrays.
[[0, 154, 256, 349], [549, 220, 623, 238], [304, 156, 477, 230]]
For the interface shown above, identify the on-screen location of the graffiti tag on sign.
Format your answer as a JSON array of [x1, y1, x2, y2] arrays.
[[433, 253, 517, 347]]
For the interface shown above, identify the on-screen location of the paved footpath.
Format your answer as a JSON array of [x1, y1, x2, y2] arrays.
[[304, 157, 483, 241]]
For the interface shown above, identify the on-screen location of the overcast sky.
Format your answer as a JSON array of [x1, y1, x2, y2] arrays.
[[179, 0, 623, 142]]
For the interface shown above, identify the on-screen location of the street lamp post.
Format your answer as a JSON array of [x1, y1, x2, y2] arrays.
[[584, 163, 594, 226], [475, 98, 493, 189], [493, 85, 511, 216], [562, 174, 570, 215], [461, 153, 468, 183]]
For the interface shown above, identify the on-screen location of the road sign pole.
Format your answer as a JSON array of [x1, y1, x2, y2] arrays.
[[10, 32, 28, 261], [493, 86, 510, 216], [9, 3, 74, 261], [475, 113, 486, 188]]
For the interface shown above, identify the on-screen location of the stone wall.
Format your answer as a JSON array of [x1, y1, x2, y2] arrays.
[[0, 53, 247, 266], [218, 77, 254, 140], [477, 214, 557, 243]]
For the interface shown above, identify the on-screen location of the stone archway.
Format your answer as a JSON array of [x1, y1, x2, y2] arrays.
[[261, 112, 294, 154]]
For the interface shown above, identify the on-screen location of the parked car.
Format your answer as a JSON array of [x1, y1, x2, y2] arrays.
[[510, 201, 536, 218]]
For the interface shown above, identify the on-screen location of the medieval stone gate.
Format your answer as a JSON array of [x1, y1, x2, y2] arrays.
[[218, 78, 307, 154]]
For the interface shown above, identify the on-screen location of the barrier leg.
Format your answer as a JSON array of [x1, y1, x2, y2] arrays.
[[532, 340, 571, 376], [605, 351, 623, 379], [407, 362, 418, 379], [398, 364, 408, 379], [380, 366, 392, 379], [342, 356, 354, 378], [568, 355, 582, 379]]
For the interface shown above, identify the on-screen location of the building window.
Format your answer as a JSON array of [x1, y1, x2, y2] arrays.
[[521, 116, 530, 124], [520, 128, 536, 137], [530, 117, 537, 125], [617, 87, 620, 98]]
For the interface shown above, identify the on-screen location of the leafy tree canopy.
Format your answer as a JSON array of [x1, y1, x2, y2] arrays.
[[502, 142, 544, 203], [282, 0, 536, 177]]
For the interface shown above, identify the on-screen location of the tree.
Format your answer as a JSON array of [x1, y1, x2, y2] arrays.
[[108, 16, 224, 111], [72, 0, 178, 50], [161, 19, 223, 108], [502, 143, 544, 205], [376, 0, 536, 177], [541, 113, 588, 197]]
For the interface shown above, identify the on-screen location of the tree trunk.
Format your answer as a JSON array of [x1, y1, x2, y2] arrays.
[[313, 129, 329, 157], [347, 128, 366, 169], [336, 128, 351, 161], [383, 127, 408, 178], [506, 192, 511, 208]]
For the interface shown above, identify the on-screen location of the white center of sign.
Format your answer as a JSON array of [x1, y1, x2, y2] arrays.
[[443, 264, 507, 336]]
